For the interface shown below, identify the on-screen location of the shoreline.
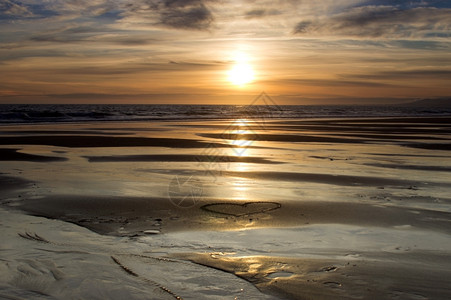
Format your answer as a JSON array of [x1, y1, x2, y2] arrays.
[[1, 114, 451, 127]]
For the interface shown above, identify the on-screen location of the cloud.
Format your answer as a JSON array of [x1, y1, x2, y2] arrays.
[[121, 0, 214, 31], [29, 35, 77, 43], [1, 59, 225, 78], [45, 0, 116, 17], [26, 23, 111, 44], [293, 5, 451, 38], [0, 0, 34, 18], [293, 21, 311, 34], [25, 23, 160, 47], [245, 8, 281, 19], [159, 3, 213, 30], [262, 78, 398, 88], [162, 0, 205, 8], [343, 69, 451, 80]]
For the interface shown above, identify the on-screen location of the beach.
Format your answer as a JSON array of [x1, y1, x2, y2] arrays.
[[1, 116, 451, 299]]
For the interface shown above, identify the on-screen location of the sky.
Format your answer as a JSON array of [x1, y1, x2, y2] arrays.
[[0, 0, 450, 105]]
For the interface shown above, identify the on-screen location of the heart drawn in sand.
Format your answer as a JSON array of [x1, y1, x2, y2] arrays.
[[201, 201, 281, 217]]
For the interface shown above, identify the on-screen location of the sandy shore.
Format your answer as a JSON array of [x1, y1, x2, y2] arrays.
[[1, 117, 451, 299]]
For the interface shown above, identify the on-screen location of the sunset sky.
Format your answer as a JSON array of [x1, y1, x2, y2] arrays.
[[1, 0, 450, 104]]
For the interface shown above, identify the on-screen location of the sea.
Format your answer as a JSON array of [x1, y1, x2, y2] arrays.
[[1, 104, 450, 124]]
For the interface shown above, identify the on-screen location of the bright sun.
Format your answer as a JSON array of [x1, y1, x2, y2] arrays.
[[228, 53, 255, 86], [228, 63, 254, 85]]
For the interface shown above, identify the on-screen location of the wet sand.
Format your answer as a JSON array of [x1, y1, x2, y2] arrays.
[[1, 117, 451, 299], [7, 192, 450, 236]]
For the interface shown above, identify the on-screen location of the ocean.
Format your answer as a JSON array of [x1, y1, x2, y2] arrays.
[[1, 103, 451, 124]]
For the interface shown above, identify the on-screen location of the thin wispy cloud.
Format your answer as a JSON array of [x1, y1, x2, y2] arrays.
[[293, 5, 451, 39], [263, 77, 398, 88], [343, 69, 451, 80], [245, 8, 281, 19], [0, 0, 34, 18]]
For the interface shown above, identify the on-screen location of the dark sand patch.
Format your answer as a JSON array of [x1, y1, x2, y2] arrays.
[[364, 153, 451, 158], [283, 117, 451, 125], [329, 117, 451, 124], [403, 143, 451, 151], [278, 126, 451, 135], [272, 117, 451, 135], [84, 154, 283, 164], [0, 135, 224, 148], [0, 148, 67, 162], [86, 127, 169, 131], [365, 163, 451, 172], [0, 174, 32, 192], [137, 168, 446, 188], [330, 133, 447, 140], [0, 130, 132, 135], [200, 133, 367, 144], [0, 174, 33, 203], [223, 171, 443, 188]]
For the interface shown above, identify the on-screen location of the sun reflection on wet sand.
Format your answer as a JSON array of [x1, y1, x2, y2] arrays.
[[230, 180, 250, 201], [224, 119, 258, 156], [223, 119, 260, 201]]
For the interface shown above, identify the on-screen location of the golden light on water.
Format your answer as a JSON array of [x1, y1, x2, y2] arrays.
[[227, 119, 254, 155]]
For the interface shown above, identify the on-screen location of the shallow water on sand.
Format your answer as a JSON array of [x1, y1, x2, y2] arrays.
[[1, 117, 451, 299]]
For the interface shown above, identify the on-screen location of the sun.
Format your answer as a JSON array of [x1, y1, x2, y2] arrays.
[[227, 52, 255, 86], [228, 63, 255, 85]]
